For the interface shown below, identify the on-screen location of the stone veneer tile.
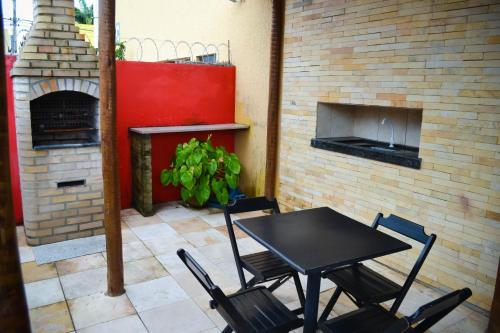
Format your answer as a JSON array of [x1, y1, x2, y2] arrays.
[[143, 234, 194, 256], [77, 315, 148, 333], [168, 217, 211, 234], [22, 261, 58, 283], [215, 224, 248, 239], [19, 246, 35, 263], [139, 299, 215, 333], [126, 276, 189, 312], [25, 277, 65, 309], [122, 214, 163, 228], [29, 301, 74, 333], [181, 229, 228, 248], [200, 213, 227, 227], [103, 241, 153, 263], [130, 223, 177, 241], [68, 293, 135, 330], [55, 253, 106, 276], [124, 257, 168, 286], [59, 267, 107, 300]]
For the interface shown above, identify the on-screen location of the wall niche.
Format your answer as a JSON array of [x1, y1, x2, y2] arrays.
[[312, 102, 423, 169]]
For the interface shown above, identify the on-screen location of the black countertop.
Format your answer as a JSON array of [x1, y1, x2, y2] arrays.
[[311, 136, 421, 169]]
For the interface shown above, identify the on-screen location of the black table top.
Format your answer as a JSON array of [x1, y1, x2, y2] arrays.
[[235, 207, 411, 274]]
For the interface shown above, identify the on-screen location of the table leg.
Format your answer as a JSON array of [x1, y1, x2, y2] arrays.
[[304, 272, 321, 333]]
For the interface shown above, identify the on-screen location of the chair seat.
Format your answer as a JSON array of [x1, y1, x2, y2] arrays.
[[229, 286, 303, 333], [324, 264, 402, 304], [319, 305, 410, 333], [241, 250, 294, 281]]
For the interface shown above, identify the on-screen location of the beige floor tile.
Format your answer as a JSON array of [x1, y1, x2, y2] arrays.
[[156, 205, 208, 223], [131, 223, 177, 241], [124, 257, 168, 285], [22, 261, 58, 283], [195, 242, 235, 263], [200, 213, 227, 227], [121, 208, 140, 217], [143, 234, 194, 256], [60, 267, 107, 300], [121, 228, 140, 244], [25, 277, 65, 309], [169, 217, 211, 234], [139, 299, 215, 333], [29, 301, 74, 333], [123, 214, 163, 228], [68, 292, 135, 330], [215, 224, 248, 239], [56, 253, 106, 276], [126, 276, 189, 312], [103, 241, 152, 263], [182, 229, 228, 247], [19, 245, 35, 263], [77, 314, 148, 333], [192, 293, 227, 328]]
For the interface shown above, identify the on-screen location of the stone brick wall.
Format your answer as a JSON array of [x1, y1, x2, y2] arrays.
[[279, 0, 499, 310], [13, 77, 103, 245], [131, 133, 153, 216]]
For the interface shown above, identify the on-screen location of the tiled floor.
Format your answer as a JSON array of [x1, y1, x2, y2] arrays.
[[19, 202, 490, 333]]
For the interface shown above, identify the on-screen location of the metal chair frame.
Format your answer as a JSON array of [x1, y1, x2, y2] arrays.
[[320, 213, 436, 320], [224, 197, 306, 309]]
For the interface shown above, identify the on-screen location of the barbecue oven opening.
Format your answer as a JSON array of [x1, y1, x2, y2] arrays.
[[30, 91, 99, 149]]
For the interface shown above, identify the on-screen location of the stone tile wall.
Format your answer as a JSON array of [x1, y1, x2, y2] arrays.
[[279, 0, 499, 310], [13, 77, 104, 245]]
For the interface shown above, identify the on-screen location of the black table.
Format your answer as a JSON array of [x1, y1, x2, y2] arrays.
[[235, 207, 411, 333]]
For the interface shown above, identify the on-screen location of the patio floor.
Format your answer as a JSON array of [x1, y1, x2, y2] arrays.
[[18, 202, 489, 333]]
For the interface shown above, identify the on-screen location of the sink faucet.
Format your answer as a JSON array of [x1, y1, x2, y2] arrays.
[[380, 117, 395, 148]]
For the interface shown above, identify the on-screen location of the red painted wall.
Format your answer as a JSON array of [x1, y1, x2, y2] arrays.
[[4, 60, 235, 218], [4, 55, 23, 225], [116, 61, 236, 207]]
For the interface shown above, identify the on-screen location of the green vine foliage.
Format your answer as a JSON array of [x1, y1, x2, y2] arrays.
[[115, 41, 126, 60], [160, 136, 241, 207]]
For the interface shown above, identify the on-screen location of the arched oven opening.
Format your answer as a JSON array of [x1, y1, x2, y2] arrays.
[[30, 91, 99, 149]]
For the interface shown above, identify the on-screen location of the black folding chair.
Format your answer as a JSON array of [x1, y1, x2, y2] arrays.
[[177, 249, 304, 333], [320, 213, 436, 320], [318, 288, 472, 333], [224, 197, 305, 309]]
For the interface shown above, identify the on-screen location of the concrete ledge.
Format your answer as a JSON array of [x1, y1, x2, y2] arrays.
[[129, 123, 250, 135]]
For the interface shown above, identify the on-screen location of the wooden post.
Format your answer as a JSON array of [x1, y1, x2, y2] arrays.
[[264, 0, 285, 200], [0, 5, 32, 332], [99, 0, 124, 296]]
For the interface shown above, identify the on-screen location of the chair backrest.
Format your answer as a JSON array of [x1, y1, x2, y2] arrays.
[[223, 196, 280, 288], [372, 213, 437, 313], [177, 249, 251, 332], [384, 288, 472, 333]]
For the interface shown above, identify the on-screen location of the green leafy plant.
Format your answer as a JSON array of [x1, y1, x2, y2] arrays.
[[160, 136, 241, 207], [115, 41, 126, 60], [75, 0, 94, 24]]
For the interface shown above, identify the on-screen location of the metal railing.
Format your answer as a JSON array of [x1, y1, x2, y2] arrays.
[[121, 38, 231, 64]]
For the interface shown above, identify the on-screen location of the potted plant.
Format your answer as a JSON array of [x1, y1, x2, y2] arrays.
[[160, 136, 241, 207]]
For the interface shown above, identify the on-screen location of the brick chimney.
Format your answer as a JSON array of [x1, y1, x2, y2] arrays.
[[12, 0, 98, 78]]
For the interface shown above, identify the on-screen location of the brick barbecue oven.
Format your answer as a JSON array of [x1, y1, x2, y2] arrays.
[[12, 0, 103, 245]]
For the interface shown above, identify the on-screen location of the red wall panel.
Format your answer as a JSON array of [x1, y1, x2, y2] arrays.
[[116, 61, 236, 207], [5, 55, 23, 225], [5, 60, 235, 218]]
